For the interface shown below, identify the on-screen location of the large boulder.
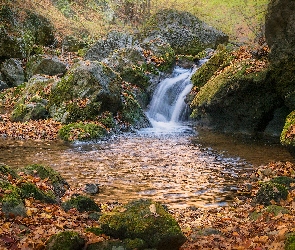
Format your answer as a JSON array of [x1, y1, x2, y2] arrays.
[[1, 58, 25, 87], [143, 9, 228, 55], [48, 60, 122, 123], [99, 199, 186, 250], [190, 47, 281, 135]]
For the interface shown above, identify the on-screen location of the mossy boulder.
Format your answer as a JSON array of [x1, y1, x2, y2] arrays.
[[21, 164, 69, 197], [45, 231, 85, 250], [0, 163, 19, 180], [254, 182, 288, 206], [61, 195, 101, 213], [191, 45, 233, 90], [0, 180, 26, 217], [142, 9, 228, 55], [11, 102, 48, 122], [48, 60, 122, 123], [58, 122, 107, 142], [190, 53, 280, 135], [99, 199, 186, 250], [249, 205, 289, 221], [270, 176, 295, 189]]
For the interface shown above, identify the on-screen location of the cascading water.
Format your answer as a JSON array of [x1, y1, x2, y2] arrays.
[[143, 60, 207, 133]]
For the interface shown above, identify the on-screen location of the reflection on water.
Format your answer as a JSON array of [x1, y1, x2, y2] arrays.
[[0, 128, 293, 209]]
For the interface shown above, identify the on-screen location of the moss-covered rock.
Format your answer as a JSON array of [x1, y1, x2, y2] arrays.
[[99, 199, 186, 250], [190, 50, 280, 135], [142, 9, 228, 55], [191, 44, 233, 90], [48, 60, 122, 123], [10, 102, 48, 122], [58, 122, 107, 142], [61, 195, 101, 212], [45, 231, 85, 250], [254, 182, 288, 206], [21, 164, 69, 197], [249, 205, 289, 221], [0, 180, 26, 217], [270, 176, 295, 189], [0, 163, 19, 180], [20, 182, 56, 204]]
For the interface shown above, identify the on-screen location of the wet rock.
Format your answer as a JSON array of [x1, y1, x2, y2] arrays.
[[84, 183, 100, 194], [61, 195, 101, 212], [99, 199, 186, 250], [26, 55, 67, 79], [143, 9, 228, 55], [1, 58, 25, 87], [45, 231, 85, 250]]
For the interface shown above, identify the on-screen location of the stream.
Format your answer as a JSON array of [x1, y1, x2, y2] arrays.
[[0, 66, 294, 209]]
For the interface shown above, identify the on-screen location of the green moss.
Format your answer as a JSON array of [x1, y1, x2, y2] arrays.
[[255, 182, 288, 206], [98, 111, 116, 129], [45, 231, 85, 250], [58, 122, 107, 141], [22, 164, 64, 185], [191, 45, 232, 89], [286, 233, 295, 250], [270, 176, 295, 189], [123, 238, 148, 250], [281, 110, 295, 146], [99, 199, 186, 249], [61, 195, 101, 212], [20, 182, 56, 204], [265, 205, 289, 216], [0, 164, 19, 180], [121, 66, 150, 89]]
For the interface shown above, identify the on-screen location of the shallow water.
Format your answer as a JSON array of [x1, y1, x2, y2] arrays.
[[0, 127, 293, 209]]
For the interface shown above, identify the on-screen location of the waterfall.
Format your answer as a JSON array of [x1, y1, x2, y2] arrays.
[[142, 61, 206, 134]]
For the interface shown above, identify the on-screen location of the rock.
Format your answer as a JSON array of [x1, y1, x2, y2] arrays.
[[61, 195, 101, 212], [48, 60, 122, 123], [26, 55, 67, 79], [85, 31, 136, 62], [1, 58, 25, 87], [143, 9, 228, 55], [0, 164, 19, 180], [270, 176, 295, 189], [190, 52, 280, 134], [84, 183, 100, 194], [10, 102, 48, 122], [58, 122, 107, 142], [254, 182, 288, 206], [0, 180, 27, 218], [99, 199, 186, 250], [45, 231, 85, 250], [280, 110, 295, 148]]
